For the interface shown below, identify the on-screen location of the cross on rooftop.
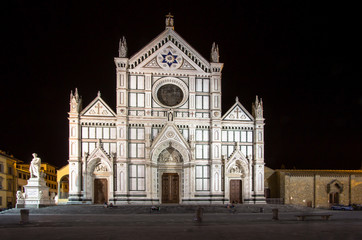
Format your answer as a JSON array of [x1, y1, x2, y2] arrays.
[[235, 107, 241, 119], [95, 102, 103, 114]]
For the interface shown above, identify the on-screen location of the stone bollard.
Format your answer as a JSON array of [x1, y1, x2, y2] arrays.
[[194, 206, 204, 223], [20, 209, 29, 224], [272, 208, 279, 220]]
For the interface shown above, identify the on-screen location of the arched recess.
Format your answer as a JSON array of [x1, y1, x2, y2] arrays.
[[151, 140, 190, 164], [59, 175, 69, 199], [327, 179, 343, 206], [150, 139, 190, 204], [224, 149, 251, 204], [84, 157, 112, 203]]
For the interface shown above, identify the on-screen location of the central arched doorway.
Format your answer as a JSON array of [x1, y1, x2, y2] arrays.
[[162, 173, 179, 203], [157, 143, 183, 204]]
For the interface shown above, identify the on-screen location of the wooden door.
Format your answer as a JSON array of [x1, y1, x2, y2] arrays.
[[94, 179, 108, 204], [329, 192, 339, 205], [162, 173, 179, 203], [230, 180, 242, 204]]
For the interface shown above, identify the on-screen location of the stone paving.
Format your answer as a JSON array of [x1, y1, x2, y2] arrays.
[[1, 204, 362, 240], [1, 203, 312, 214]]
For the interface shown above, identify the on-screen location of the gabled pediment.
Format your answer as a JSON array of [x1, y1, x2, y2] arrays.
[[151, 123, 189, 150], [129, 29, 211, 73], [225, 147, 250, 175], [81, 93, 116, 117], [222, 98, 254, 121], [87, 146, 111, 162], [85, 142, 113, 173], [150, 122, 191, 164]]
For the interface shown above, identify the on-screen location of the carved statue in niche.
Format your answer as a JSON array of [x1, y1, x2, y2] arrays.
[[229, 160, 244, 176], [158, 142, 183, 163], [94, 163, 108, 172]]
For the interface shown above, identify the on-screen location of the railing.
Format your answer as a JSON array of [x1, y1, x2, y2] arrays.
[[59, 192, 69, 199], [266, 198, 284, 204]]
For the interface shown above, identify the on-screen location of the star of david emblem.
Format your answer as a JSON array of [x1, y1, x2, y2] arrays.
[[161, 51, 178, 67]]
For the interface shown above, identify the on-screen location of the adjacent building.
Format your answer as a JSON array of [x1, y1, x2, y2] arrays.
[[57, 164, 69, 204], [265, 168, 362, 208], [17, 163, 58, 196], [67, 14, 266, 205], [15, 163, 30, 192], [0, 151, 18, 208]]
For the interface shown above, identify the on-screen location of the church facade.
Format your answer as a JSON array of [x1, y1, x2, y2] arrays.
[[67, 14, 266, 205]]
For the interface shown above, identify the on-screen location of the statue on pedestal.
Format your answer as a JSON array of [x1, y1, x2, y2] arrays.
[[30, 153, 41, 178], [16, 153, 55, 208]]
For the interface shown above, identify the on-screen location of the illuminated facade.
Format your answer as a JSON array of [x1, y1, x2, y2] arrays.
[[0, 151, 18, 208], [57, 164, 69, 204], [68, 14, 266, 205], [18, 163, 58, 195], [265, 168, 362, 207], [15, 163, 30, 192]]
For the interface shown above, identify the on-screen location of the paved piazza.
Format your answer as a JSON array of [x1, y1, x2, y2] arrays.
[[1, 205, 361, 239]]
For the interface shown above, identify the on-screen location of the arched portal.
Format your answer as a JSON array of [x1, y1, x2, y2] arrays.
[[59, 175, 69, 199], [85, 157, 112, 204], [230, 179, 242, 204], [94, 178, 108, 204], [151, 140, 188, 204], [158, 144, 183, 204], [158, 143, 183, 163], [225, 153, 251, 204]]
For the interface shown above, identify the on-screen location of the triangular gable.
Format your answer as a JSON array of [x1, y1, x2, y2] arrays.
[[222, 99, 254, 121], [141, 48, 198, 71], [136, 43, 202, 72], [129, 29, 210, 73], [144, 57, 161, 68], [85, 143, 113, 173], [151, 123, 190, 150], [225, 147, 250, 174], [81, 94, 116, 117], [87, 145, 112, 162]]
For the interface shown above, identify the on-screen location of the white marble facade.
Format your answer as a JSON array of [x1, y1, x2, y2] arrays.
[[68, 14, 266, 205]]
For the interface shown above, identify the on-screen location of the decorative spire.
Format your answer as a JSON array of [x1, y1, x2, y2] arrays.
[[70, 88, 82, 113], [118, 36, 127, 58], [74, 88, 79, 101], [255, 95, 259, 106], [97, 91, 101, 97], [211, 42, 219, 63], [235, 96, 239, 103], [165, 13, 174, 29], [252, 95, 263, 119]]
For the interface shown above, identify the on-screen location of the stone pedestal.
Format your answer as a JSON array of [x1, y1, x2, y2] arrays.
[[16, 177, 55, 208]]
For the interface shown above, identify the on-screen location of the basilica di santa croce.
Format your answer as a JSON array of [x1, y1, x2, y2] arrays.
[[67, 14, 266, 205]]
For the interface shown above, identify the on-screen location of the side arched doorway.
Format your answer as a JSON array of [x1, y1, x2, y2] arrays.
[[230, 180, 242, 204], [85, 156, 112, 204], [329, 192, 339, 205], [59, 175, 69, 199], [94, 178, 108, 204], [327, 180, 343, 206]]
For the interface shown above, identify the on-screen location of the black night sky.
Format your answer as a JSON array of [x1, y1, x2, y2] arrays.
[[1, 1, 361, 170]]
